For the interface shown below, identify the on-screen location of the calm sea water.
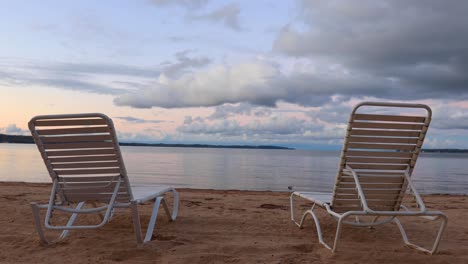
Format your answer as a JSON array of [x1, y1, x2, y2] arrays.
[[0, 144, 467, 194]]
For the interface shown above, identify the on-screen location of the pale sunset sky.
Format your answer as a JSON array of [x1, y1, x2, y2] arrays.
[[1, 0, 467, 149]]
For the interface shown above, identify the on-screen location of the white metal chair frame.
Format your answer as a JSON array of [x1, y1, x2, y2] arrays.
[[29, 113, 179, 245], [290, 102, 447, 254]]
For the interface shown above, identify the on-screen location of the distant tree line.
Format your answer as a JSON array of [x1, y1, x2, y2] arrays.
[[0, 134, 293, 150]]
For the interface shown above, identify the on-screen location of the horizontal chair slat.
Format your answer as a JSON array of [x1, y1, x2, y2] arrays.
[[55, 168, 121, 175], [44, 142, 115, 150], [334, 199, 362, 205], [62, 186, 128, 194], [334, 199, 396, 206], [40, 135, 113, 143], [345, 171, 405, 176], [46, 149, 116, 157], [58, 175, 120, 182], [345, 164, 408, 170], [367, 206, 395, 211], [334, 202, 395, 209], [335, 193, 400, 199], [351, 122, 424, 130], [64, 193, 130, 202], [49, 155, 117, 163], [348, 136, 419, 144], [362, 189, 402, 195], [345, 150, 414, 158], [36, 127, 111, 136], [349, 129, 421, 137], [337, 182, 403, 189], [331, 206, 362, 212], [53, 161, 120, 169], [340, 176, 404, 183], [34, 118, 108, 126], [346, 157, 410, 164], [353, 114, 426, 123], [336, 188, 401, 194], [59, 181, 120, 188], [341, 173, 406, 179], [332, 205, 394, 212], [347, 143, 415, 150]]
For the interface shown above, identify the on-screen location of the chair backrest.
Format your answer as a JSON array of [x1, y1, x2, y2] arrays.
[[29, 113, 133, 203], [331, 102, 431, 213]]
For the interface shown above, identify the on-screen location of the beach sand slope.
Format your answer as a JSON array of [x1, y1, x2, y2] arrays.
[[0, 182, 466, 263]]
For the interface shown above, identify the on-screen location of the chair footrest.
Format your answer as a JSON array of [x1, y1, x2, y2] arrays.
[[293, 192, 332, 207]]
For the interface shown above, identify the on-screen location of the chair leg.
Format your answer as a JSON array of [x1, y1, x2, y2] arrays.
[[31, 202, 85, 244], [31, 203, 50, 245], [290, 193, 297, 224], [332, 215, 346, 253], [167, 189, 179, 221], [143, 190, 179, 243], [130, 201, 144, 245], [290, 193, 308, 227], [291, 195, 349, 253], [143, 197, 165, 243], [58, 202, 85, 240], [131, 190, 179, 245], [298, 208, 334, 251], [393, 213, 448, 254], [90, 202, 106, 221], [300, 208, 352, 253]]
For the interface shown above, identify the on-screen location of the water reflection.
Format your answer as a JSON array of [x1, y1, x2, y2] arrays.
[[0, 144, 466, 194]]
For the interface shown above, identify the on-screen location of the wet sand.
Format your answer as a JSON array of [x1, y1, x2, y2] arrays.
[[0, 182, 466, 263]]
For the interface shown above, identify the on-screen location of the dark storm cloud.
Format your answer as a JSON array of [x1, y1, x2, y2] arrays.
[[273, 0, 468, 98], [148, 0, 208, 9], [114, 116, 168, 124], [159, 50, 212, 78], [189, 3, 242, 31]]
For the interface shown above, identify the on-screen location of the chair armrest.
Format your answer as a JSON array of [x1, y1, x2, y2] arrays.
[[401, 168, 427, 212], [344, 165, 372, 212]]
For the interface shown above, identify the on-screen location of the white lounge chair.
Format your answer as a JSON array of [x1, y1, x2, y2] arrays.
[[28, 113, 179, 245], [290, 102, 447, 254]]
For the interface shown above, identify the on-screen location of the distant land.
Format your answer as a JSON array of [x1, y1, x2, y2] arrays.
[[3, 133, 468, 152], [0, 134, 293, 150], [421, 149, 468, 153]]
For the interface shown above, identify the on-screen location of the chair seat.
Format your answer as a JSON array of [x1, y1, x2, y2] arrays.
[[293, 191, 332, 207], [131, 185, 173, 202]]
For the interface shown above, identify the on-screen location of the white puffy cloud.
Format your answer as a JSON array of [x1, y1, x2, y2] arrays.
[[117, 129, 170, 143], [114, 60, 281, 108], [431, 103, 468, 130], [208, 102, 272, 119], [171, 99, 468, 148], [0, 124, 29, 135], [177, 109, 343, 142]]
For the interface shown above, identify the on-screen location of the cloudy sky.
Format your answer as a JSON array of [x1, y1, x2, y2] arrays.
[[1, 0, 468, 149]]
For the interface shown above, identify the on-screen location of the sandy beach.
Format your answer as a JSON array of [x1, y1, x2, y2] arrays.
[[0, 182, 466, 263]]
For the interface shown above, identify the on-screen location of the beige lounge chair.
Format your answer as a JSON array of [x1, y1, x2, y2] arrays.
[[290, 102, 447, 254], [28, 113, 178, 245]]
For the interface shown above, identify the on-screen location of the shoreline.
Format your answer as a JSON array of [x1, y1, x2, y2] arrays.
[[0, 182, 467, 263], [1, 181, 467, 196]]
